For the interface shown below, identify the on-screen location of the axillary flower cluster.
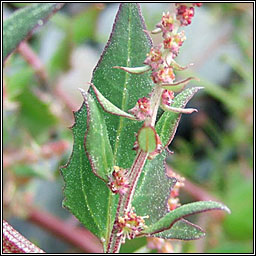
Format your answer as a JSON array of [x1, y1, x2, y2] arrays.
[[108, 3, 202, 244], [115, 207, 149, 244]]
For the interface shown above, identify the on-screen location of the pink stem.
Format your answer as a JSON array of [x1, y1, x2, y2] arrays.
[[28, 207, 103, 253], [3, 219, 45, 253], [18, 42, 48, 82]]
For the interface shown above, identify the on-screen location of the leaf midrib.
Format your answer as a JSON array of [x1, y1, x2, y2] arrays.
[[113, 5, 132, 165]]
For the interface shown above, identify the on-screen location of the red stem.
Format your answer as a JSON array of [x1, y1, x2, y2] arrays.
[[3, 219, 45, 253], [28, 207, 103, 253], [18, 42, 48, 82]]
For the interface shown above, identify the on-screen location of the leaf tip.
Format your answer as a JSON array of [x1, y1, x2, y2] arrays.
[[221, 204, 231, 214], [78, 87, 88, 100]]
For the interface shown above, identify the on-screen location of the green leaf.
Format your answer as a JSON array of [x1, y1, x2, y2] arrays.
[[133, 151, 176, 226], [61, 3, 152, 249], [12, 164, 52, 180], [161, 77, 199, 92], [82, 90, 114, 182], [156, 87, 202, 149], [6, 67, 35, 100], [138, 126, 157, 153], [49, 32, 73, 76], [152, 219, 205, 240], [142, 201, 231, 235], [113, 65, 151, 74], [60, 104, 118, 247], [3, 3, 64, 61], [91, 84, 137, 120], [16, 89, 57, 139], [90, 3, 154, 168], [72, 4, 102, 44]]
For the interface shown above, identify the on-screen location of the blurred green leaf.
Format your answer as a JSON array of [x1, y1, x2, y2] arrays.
[[207, 241, 253, 253], [72, 4, 102, 44], [6, 67, 35, 99], [223, 169, 253, 240], [120, 237, 147, 253], [12, 164, 52, 180], [16, 89, 57, 138], [3, 3, 64, 61], [49, 32, 73, 76]]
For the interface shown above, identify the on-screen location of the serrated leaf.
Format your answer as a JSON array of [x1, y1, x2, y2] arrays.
[[60, 104, 118, 247], [133, 151, 176, 226], [91, 84, 137, 120], [61, 3, 153, 249], [156, 87, 202, 149], [82, 90, 114, 181], [3, 3, 64, 61], [152, 219, 205, 240], [142, 201, 231, 235], [90, 3, 154, 168]]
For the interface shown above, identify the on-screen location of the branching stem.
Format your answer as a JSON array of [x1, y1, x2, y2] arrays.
[[106, 84, 163, 253]]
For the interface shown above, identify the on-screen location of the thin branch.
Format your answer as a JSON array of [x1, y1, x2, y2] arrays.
[[27, 207, 103, 253], [3, 220, 45, 253], [18, 41, 48, 83]]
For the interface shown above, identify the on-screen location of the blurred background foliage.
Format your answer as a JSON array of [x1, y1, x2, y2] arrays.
[[3, 3, 253, 253]]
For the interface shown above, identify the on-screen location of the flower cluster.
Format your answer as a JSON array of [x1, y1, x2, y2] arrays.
[[144, 3, 202, 85], [167, 171, 185, 211], [108, 166, 130, 195], [115, 207, 148, 243], [128, 97, 152, 121]]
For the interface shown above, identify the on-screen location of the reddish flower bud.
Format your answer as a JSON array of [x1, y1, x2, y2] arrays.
[[108, 166, 130, 195], [168, 197, 181, 211], [144, 45, 164, 70], [156, 12, 176, 35], [161, 89, 175, 106], [115, 207, 148, 243], [176, 5, 195, 26], [151, 67, 175, 84], [193, 3, 203, 7], [128, 97, 152, 121]]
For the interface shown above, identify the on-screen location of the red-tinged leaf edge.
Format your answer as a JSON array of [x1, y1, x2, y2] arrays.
[[90, 3, 153, 81]]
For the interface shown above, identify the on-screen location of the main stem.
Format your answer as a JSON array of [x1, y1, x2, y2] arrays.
[[106, 85, 163, 253]]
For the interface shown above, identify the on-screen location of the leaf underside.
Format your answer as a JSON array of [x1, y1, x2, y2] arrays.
[[3, 3, 63, 61]]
